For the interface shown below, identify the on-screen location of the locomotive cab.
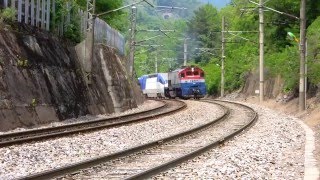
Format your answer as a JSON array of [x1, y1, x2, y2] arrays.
[[165, 66, 207, 99]]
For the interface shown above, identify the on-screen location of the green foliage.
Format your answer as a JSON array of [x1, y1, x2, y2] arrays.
[[194, 0, 320, 95], [307, 16, 320, 85], [308, 63, 320, 85], [223, 42, 258, 91], [133, 10, 189, 75], [107, 12, 129, 32], [199, 59, 221, 95], [95, 0, 128, 32], [31, 98, 37, 108], [131, 0, 320, 96], [0, 7, 16, 23], [187, 4, 220, 63], [17, 59, 29, 68], [64, 18, 82, 43], [53, 0, 83, 42], [0, 57, 3, 65], [266, 46, 299, 92]]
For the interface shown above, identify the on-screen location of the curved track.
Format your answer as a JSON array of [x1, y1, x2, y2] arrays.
[[0, 100, 186, 147], [18, 99, 257, 180]]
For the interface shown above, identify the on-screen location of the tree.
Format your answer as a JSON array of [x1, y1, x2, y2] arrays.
[[307, 16, 320, 85], [187, 4, 220, 63], [96, 0, 129, 32]]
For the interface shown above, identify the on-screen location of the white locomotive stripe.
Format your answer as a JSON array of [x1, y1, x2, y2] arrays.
[[181, 79, 205, 83]]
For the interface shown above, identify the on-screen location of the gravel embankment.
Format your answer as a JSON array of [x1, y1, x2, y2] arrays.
[[0, 100, 225, 179], [154, 102, 306, 179], [0, 100, 163, 135]]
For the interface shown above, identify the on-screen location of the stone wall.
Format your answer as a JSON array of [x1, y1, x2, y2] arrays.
[[0, 26, 144, 131]]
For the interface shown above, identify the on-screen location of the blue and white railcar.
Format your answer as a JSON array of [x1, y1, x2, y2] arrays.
[[138, 73, 168, 98]]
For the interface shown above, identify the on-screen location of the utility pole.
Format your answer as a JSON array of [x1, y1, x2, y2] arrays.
[[249, 0, 300, 103], [259, 0, 264, 102], [129, 6, 137, 77], [184, 37, 188, 66], [221, 16, 225, 98], [155, 49, 158, 73], [299, 0, 306, 111], [84, 0, 95, 84], [90, 0, 96, 84]]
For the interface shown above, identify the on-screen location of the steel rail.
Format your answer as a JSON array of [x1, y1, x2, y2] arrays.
[[126, 99, 258, 179], [0, 100, 185, 147], [18, 101, 229, 180]]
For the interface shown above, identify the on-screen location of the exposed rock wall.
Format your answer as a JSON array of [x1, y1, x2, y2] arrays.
[[0, 26, 144, 131], [240, 70, 320, 102], [240, 70, 284, 99], [86, 45, 143, 114]]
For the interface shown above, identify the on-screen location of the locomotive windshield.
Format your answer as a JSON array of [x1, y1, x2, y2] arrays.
[[184, 71, 201, 76]]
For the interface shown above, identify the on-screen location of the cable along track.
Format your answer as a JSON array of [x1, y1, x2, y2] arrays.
[[19, 100, 257, 180], [0, 100, 186, 147]]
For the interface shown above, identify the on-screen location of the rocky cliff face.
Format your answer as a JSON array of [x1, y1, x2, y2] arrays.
[[240, 70, 320, 102], [240, 71, 285, 99], [0, 25, 144, 131]]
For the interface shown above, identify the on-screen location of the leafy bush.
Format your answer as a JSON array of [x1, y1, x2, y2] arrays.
[[199, 58, 221, 95], [64, 21, 82, 43], [266, 46, 299, 93], [53, 0, 83, 42], [0, 7, 16, 23], [307, 16, 320, 85]]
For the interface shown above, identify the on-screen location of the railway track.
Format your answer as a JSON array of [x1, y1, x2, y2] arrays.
[[0, 99, 186, 147], [19, 99, 257, 180]]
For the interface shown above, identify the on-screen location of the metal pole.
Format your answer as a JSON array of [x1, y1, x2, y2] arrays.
[[88, 0, 95, 84], [183, 37, 187, 66], [129, 6, 137, 77], [155, 49, 158, 73], [91, 15, 96, 64], [299, 0, 306, 111], [221, 16, 225, 98], [259, 0, 264, 102], [305, 39, 307, 109]]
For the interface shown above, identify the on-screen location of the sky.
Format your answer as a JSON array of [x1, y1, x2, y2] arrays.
[[200, 0, 231, 9]]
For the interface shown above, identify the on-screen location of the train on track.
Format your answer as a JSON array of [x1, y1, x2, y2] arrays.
[[138, 66, 207, 99]]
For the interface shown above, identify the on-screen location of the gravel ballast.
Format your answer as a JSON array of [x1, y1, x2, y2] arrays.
[[0, 100, 225, 179], [0, 100, 313, 179], [155, 102, 306, 179], [0, 100, 164, 135]]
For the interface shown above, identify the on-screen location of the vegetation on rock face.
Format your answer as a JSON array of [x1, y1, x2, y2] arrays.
[[307, 16, 320, 86], [0, 7, 16, 24], [51, 0, 127, 42]]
